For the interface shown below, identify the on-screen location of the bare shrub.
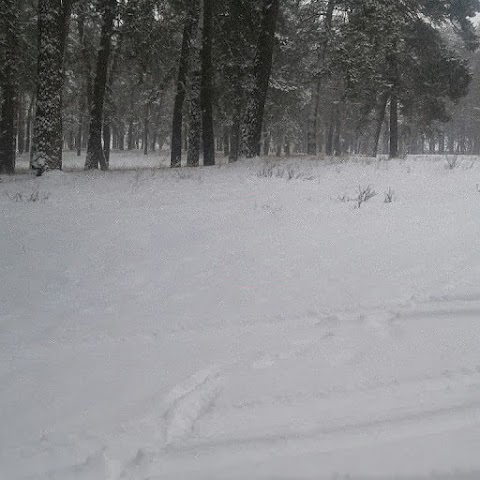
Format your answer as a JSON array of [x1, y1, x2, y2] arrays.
[[6, 187, 50, 203], [384, 187, 395, 203], [355, 185, 377, 208], [445, 155, 460, 170]]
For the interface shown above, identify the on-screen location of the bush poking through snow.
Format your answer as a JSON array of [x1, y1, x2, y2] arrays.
[[445, 155, 460, 170], [338, 185, 377, 208], [384, 187, 395, 203], [6, 188, 50, 203], [354, 185, 377, 208], [257, 163, 307, 181]]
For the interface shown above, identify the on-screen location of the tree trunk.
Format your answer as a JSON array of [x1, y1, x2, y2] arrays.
[[171, 1, 200, 167], [0, 0, 17, 174], [31, 0, 66, 173], [187, 2, 202, 167], [200, 0, 215, 166], [143, 101, 150, 155], [17, 93, 25, 155], [223, 126, 230, 156], [25, 94, 34, 154], [371, 92, 388, 157], [85, 0, 116, 170], [242, 0, 280, 158], [389, 93, 398, 158]]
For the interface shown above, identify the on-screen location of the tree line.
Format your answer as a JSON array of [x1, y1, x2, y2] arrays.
[[1, 0, 480, 175]]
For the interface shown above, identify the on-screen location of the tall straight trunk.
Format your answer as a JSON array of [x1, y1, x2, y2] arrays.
[[76, 6, 92, 157], [325, 110, 334, 156], [223, 126, 230, 156], [389, 93, 398, 158], [306, 0, 336, 156], [307, 80, 322, 155], [143, 102, 150, 155], [17, 93, 25, 154], [25, 94, 34, 153], [171, 0, 200, 167], [187, 2, 202, 167], [103, 37, 121, 165], [333, 102, 341, 156], [0, 0, 17, 174], [225, 0, 244, 163], [31, 0, 67, 173], [371, 92, 388, 157], [242, 0, 280, 157], [187, 71, 201, 166], [200, 0, 215, 166], [85, 0, 116, 170], [229, 101, 242, 162]]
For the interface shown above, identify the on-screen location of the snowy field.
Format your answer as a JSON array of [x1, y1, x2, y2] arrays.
[[1, 154, 480, 479]]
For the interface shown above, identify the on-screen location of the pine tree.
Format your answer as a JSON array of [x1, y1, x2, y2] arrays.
[[30, 0, 65, 173], [85, 0, 117, 170], [242, 0, 281, 158], [0, 0, 18, 174]]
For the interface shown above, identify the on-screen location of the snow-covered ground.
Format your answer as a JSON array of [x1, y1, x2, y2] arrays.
[[1, 154, 480, 479]]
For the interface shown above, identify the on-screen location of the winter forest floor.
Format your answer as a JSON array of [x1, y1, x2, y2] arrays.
[[1, 153, 480, 479]]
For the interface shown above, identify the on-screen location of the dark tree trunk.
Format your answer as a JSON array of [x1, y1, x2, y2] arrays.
[[307, 80, 322, 155], [127, 118, 134, 150], [187, 2, 202, 167], [438, 132, 445, 154], [389, 93, 398, 158], [31, 0, 67, 173], [143, 102, 150, 155], [223, 126, 230, 156], [334, 110, 341, 156], [306, 0, 336, 155], [17, 93, 25, 155], [187, 71, 201, 167], [371, 92, 388, 157], [201, 0, 215, 166], [25, 94, 34, 154], [103, 122, 111, 164], [325, 111, 334, 156], [242, 0, 280, 157], [0, 0, 17, 174], [171, 0, 200, 167], [85, 0, 116, 170]]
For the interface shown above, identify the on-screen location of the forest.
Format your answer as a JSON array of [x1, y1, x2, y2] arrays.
[[1, 0, 480, 175]]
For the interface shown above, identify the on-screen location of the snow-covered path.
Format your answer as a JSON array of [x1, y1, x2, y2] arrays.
[[1, 156, 480, 479]]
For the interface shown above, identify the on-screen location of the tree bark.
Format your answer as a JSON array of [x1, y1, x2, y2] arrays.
[[389, 93, 398, 158], [200, 0, 215, 166], [85, 0, 116, 170], [242, 0, 280, 158], [171, 1, 199, 167], [187, 1, 202, 167], [306, 0, 336, 155], [371, 92, 388, 157], [31, 0, 66, 173], [0, 0, 17, 174]]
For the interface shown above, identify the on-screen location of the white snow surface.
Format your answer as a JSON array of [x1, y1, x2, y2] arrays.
[[1, 154, 480, 479]]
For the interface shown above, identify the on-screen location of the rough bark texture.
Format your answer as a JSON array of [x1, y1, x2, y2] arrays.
[[371, 92, 388, 157], [187, 1, 202, 167], [31, 0, 64, 173], [171, 2, 199, 168], [200, 0, 215, 166], [389, 93, 398, 158], [306, 0, 336, 155], [242, 0, 280, 158], [85, 0, 116, 170], [0, 0, 17, 174]]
